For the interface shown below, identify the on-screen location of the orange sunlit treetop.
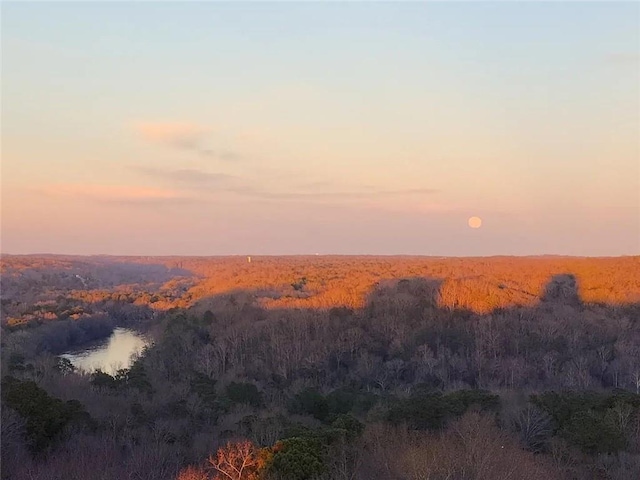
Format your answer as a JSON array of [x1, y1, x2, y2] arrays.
[[2, 256, 638, 323]]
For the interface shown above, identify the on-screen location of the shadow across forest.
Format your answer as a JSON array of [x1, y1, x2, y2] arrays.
[[5, 269, 638, 394], [180, 273, 639, 394]]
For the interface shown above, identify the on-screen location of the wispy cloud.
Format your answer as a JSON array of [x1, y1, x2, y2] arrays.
[[603, 52, 640, 66], [231, 187, 438, 201], [130, 121, 241, 161], [132, 122, 207, 144], [132, 166, 438, 202], [131, 166, 236, 189], [35, 184, 192, 204]]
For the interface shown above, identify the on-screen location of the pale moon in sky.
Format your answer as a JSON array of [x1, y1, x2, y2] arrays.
[[468, 216, 482, 229]]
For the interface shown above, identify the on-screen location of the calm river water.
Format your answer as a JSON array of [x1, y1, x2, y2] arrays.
[[60, 328, 150, 375]]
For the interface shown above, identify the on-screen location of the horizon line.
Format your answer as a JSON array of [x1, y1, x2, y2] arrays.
[[1, 252, 638, 259]]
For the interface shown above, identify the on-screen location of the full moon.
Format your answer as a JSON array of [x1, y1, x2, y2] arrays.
[[468, 216, 482, 229]]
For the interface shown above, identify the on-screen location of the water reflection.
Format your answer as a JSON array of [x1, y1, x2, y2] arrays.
[[61, 328, 150, 375]]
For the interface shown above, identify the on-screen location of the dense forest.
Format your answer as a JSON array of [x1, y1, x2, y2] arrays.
[[2, 255, 640, 479]]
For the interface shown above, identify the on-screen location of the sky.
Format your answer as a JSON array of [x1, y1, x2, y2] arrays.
[[2, 1, 639, 256]]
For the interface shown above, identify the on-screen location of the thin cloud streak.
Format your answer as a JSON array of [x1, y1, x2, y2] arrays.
[[230, 187, 438, 200], [132, 122, 207, 144], [131, 166, 236, 187], [131, 121, 241, 161], [604, 52, 640, 66], [34, 184, 192, 204], [132, 166, 438, 202]]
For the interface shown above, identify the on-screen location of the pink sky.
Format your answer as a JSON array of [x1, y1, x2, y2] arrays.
[[2, 2, 638, 255]]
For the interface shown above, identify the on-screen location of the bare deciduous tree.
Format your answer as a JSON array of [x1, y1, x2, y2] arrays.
[[208, 441, 260, 480]]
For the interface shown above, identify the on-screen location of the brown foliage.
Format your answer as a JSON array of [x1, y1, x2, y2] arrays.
[[3, 255, 639, 327], [182, 256, 640, 312], [361, 411, 562, 480]]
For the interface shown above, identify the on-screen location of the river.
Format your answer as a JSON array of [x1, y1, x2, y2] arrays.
[[60, 327, 151, 375]]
